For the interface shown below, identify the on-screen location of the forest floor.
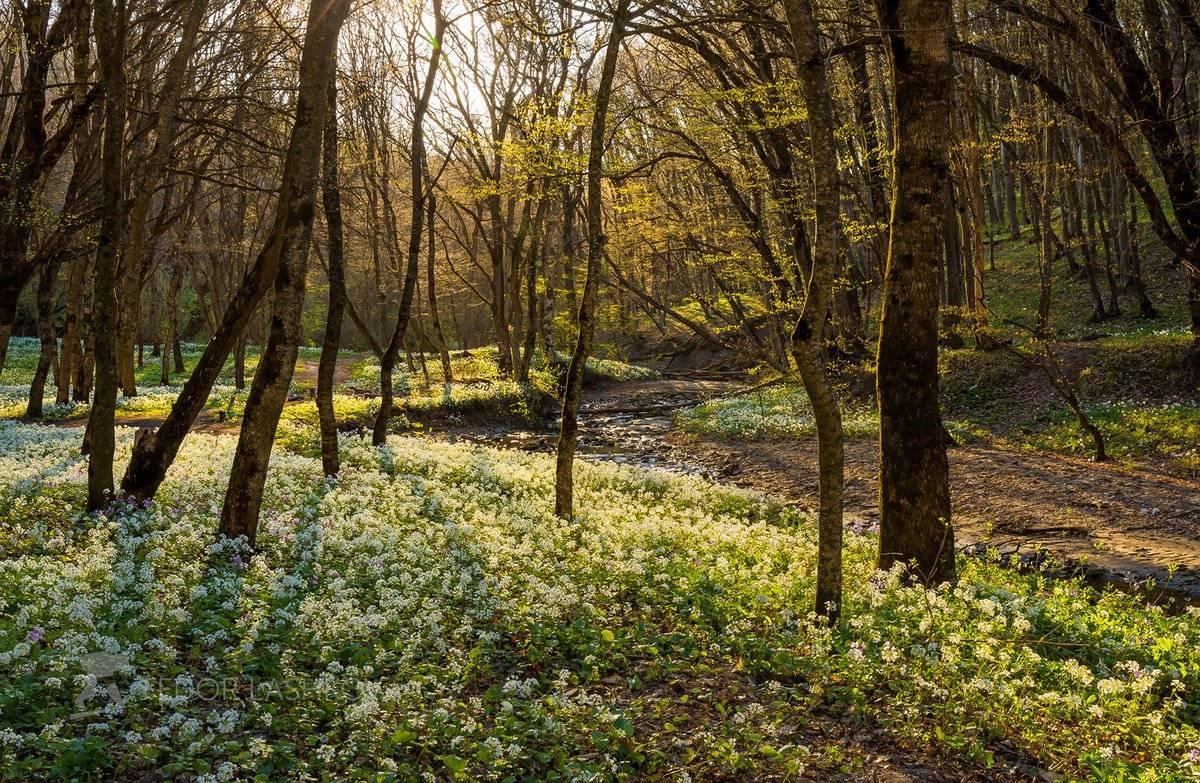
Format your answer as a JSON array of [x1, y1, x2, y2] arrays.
[[567, 377, 1200, 605], [5, 351, 1198, 779], [674, 426, 1200, 601], [61, 361, 1200, 605]]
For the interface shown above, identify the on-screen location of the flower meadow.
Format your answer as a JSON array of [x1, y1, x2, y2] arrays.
[[1, 422, 1198, 781]]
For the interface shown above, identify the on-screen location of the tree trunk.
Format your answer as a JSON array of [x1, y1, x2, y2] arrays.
[[554, 0, 629, 520], [561, 183, 580, 328], [87, 0, 128, 511], [234, 334, 246, 389], [219, 0, 351, 544], [943, 181, 966, 347], [490, 197, 513, 379], [874, 0, 956, 584], [56, 11, 94, 404], [160, 264, 181, 386], [74, 310, 94, 403], [954, 0, 988, 330], [784, 0, 845, 622], [1124, 186, 1158, 317], [519, 196, 551, 381], [1037, 118, 1054, 332], [27, 259, 60, 418], [317, 74, 346, 477], [58, 252, 87, 404], [370, 2, 443, 445], [426, 189, 453, 384]]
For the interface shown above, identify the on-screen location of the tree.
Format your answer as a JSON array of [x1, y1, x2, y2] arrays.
[[555, 0, 631, 520], [219, 0, 353, 545], [783, 0, 845, 620], [113, 0, 209, 398], [873, 0, 956, 584], [370, 0, 445, 445], [961, 0, 1200, 354], [120, 0, 338, 502], [317, 74, 347, 477], [0, 0, 98, 378], [86, 0, 128, 511]]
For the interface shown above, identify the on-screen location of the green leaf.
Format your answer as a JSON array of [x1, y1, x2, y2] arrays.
[[442, 755, 468, 774]]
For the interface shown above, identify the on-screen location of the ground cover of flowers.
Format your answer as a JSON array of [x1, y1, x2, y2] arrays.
[[1, 422, 1198, 781], [677, 383, 879, 441]]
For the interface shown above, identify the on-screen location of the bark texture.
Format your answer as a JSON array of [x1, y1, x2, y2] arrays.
[[86, 0, 127, 511], [874, 0, 956, 584], [555, 0, 630, 520], [219, 0, 351, 545], [783, 0, 845, 621], [317, 75, 346, 477], [27, 259, 61, 418]]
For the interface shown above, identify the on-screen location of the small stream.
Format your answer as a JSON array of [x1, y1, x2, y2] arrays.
[[441, 382, 731, 478], [449, 411, 712, 476]]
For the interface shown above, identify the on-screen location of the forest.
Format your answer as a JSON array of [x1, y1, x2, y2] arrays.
[[1, 0, 1199, 779]]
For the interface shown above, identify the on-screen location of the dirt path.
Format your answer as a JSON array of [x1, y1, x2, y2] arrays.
[[291, 355, 357, 389]]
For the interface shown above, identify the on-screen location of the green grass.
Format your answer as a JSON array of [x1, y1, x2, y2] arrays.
[[677, 345, 1199, 479], [0, 337, 277, 389], [0, 384, 246, 424], [939, 348, 1025, 428], [552, 352, 662, 382], [938, 332, 1199, 473], [1019, 401, 1200, 477], [340, 348, 550, 424], [341, 346, 657, 424]]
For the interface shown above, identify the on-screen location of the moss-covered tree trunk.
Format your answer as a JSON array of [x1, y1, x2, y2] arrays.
[[317, 75, 346, 477], [554, 0, 629, 520], [218, 0, 351, 545], [86, 0, 128, 511], [783, 0, 845, 620], [874, 0, 956, 584]]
